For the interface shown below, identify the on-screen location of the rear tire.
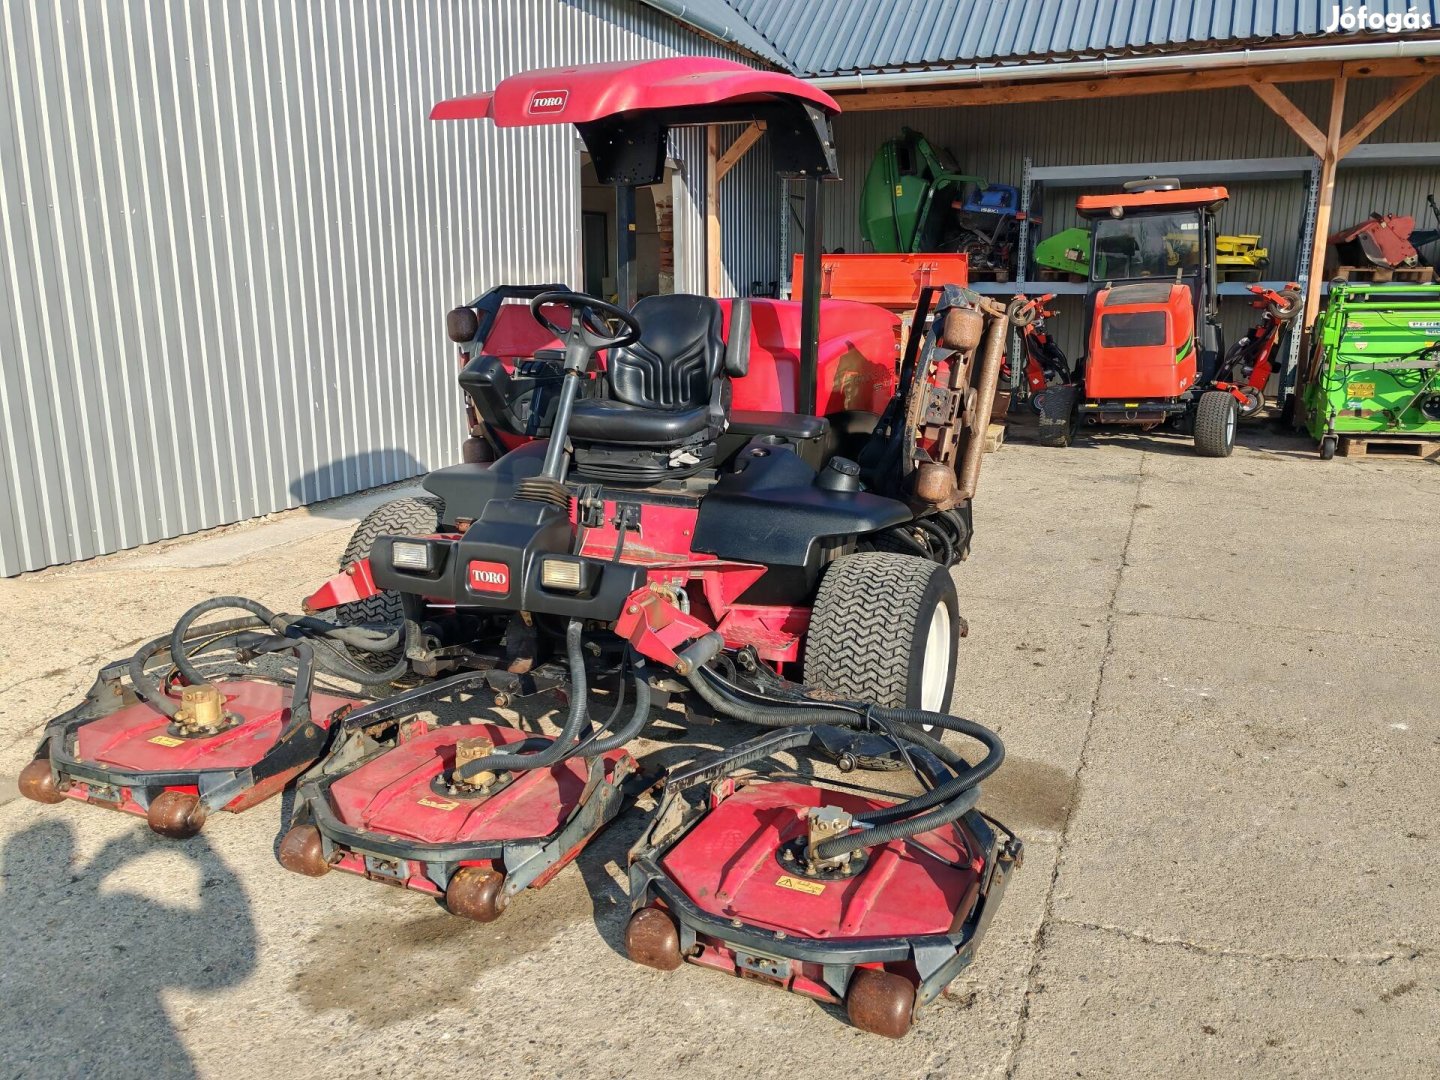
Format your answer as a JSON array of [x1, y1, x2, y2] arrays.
[[334, 495, 444, 671], [1036, 385, 1077, 447], [1194, 391, 1238, 457], [804, 552, 959, 712]]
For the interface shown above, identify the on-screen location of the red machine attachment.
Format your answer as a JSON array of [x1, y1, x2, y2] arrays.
[[277, 621, 643, 920], [624, 723, 1019, 1038], [1329, 213, 1422, 270], [1215, 282, 1302, 416], [17, 597, 380, 837]]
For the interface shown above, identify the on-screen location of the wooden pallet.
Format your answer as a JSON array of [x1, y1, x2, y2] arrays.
[[1338, 434, 1440, 460], [966, 267, 1011, 283], [983, 420, 1007, 453], [1331, 264, 1436, 283], [1034, 268, 1085, 283]]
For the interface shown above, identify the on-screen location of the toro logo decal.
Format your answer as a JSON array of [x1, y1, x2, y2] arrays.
[[528, 89, 568, 115], [468, 560, 511, 595]]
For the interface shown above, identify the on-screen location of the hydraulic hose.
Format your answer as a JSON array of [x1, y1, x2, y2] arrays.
[[686, 651, 966, 771], [454, 618, 594, 779], [682, 650, 1005, 860], [166, 596, 410, 686], [574, 657, 652, 755]]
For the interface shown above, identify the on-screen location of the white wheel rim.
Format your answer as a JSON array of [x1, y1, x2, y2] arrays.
[[919, 603, 953, 717], [1225, 405, 1236, 446]]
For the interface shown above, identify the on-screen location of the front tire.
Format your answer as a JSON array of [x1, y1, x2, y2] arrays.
[[1319, 433, 1338, 460], [804, 552, 959, 712], [334, 495, 444, 671], [1194, 391, 1238, 457], [1036, 385, 1077, 448]]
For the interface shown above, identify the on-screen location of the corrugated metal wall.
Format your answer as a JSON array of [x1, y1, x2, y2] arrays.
[[0, 0, 780, 575], [803, 78, 1440, 353]]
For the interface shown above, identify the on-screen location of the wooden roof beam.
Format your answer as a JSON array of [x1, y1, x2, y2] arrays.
[[1249, 81, 1328, 156], [715, 121, 765, 182], [826, 55, 1438, 112], [1338, 73, 1433, 157]]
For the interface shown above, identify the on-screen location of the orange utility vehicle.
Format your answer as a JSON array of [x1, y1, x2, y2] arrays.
[[1028, 179, 1251, 456]]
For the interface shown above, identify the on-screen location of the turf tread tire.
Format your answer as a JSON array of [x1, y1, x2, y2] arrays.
[[334, 496, 444, 669], [1194, 391, 1237, 458], [1036, 385, 1077, 448], [803, 552, 958, 710]]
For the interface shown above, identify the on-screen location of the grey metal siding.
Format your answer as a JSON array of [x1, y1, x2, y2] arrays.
[[0, 0, 779, 575]]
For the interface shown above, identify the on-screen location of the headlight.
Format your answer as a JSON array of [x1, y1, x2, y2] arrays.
[[540, 557, 585, 591], [392, 540, 434, 572]]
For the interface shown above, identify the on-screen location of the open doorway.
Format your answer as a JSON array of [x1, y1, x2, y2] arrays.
[[579, 154, 677, 301]]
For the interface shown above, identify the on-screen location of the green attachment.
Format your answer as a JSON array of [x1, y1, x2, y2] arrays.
[[1033, 227, 1091, 277], [1302, 282, 1440, 442], [859, 127, 984, 254]]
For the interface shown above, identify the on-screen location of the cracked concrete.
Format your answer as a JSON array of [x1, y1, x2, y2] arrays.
[[0, 425, 1436, 1078]]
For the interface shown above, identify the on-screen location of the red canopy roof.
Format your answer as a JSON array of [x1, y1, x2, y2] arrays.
[[430, 56, 840, 126]]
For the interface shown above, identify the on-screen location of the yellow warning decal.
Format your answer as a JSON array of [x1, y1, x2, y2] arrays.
[[418, 796, 459, 811], [1347, 382, 1376, 400], [775, 875, 825, 895], [147, 734, 186, 747]]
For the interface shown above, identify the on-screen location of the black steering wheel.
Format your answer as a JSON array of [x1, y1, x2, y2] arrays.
[[530, 290, 642, 352]]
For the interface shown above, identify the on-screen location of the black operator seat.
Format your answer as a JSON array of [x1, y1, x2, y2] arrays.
[[568, 293, 741, 445]]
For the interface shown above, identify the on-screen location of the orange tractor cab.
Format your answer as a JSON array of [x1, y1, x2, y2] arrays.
[[1025, 180, 1250, 456]]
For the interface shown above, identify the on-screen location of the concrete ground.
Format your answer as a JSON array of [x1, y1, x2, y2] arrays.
[[0, 425, 1436, 1079]]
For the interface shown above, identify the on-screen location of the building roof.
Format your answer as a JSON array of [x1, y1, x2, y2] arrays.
[[641, 0, 1440, 77]]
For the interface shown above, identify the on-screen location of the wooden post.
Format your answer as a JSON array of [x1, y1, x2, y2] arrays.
[[706, 125, 721, 297]]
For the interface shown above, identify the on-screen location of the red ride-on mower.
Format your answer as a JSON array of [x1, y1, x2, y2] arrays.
[[1025, 179, 1258, 456], [1217, 282, 1302, 417], [283, 58, 1017, 980]]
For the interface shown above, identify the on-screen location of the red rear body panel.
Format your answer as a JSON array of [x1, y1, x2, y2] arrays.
[[660, 781, 983, 940], [1085, 283, 1196, 400], [720, 298, 899, 415]]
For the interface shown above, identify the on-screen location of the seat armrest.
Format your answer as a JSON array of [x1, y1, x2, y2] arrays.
[[727, 410, 829, 441], [725, 299, 751, 377]]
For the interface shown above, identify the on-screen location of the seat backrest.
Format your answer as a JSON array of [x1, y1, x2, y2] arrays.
[[607, 294, 725, 410]]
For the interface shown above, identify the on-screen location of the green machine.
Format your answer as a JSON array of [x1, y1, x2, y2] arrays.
[[1301, 282, 1440, 458], [1032, 226, 1091, 277], [859, 128, 983, 253]]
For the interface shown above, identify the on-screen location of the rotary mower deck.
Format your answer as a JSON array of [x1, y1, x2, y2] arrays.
[[17, 57, 1018, 1038]]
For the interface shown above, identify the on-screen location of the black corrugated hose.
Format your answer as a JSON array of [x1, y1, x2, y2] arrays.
[[680, 635, 1003, 861]]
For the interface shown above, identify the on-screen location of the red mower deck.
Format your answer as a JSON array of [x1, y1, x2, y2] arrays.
[[625, 727, 1020, 1038], [279, 672, 635, 921], [21, 660, 358, 838]]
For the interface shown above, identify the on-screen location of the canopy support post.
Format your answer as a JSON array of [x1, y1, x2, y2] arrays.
[[799, 176, 823, 417], [615, 184, 637, 308]]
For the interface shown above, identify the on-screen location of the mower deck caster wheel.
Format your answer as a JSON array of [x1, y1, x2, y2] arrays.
[[18, 759, 65, 805], [278, 825, 331, 877], [846, 968, 916, 1039], [446, 866, 508, 922], [625, 907, 683, 971], [1320, 434, 1337, 460], [147, 790, 208, 839]]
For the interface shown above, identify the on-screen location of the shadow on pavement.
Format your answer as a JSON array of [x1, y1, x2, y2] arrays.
[[0, 819, 257, 1079]]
